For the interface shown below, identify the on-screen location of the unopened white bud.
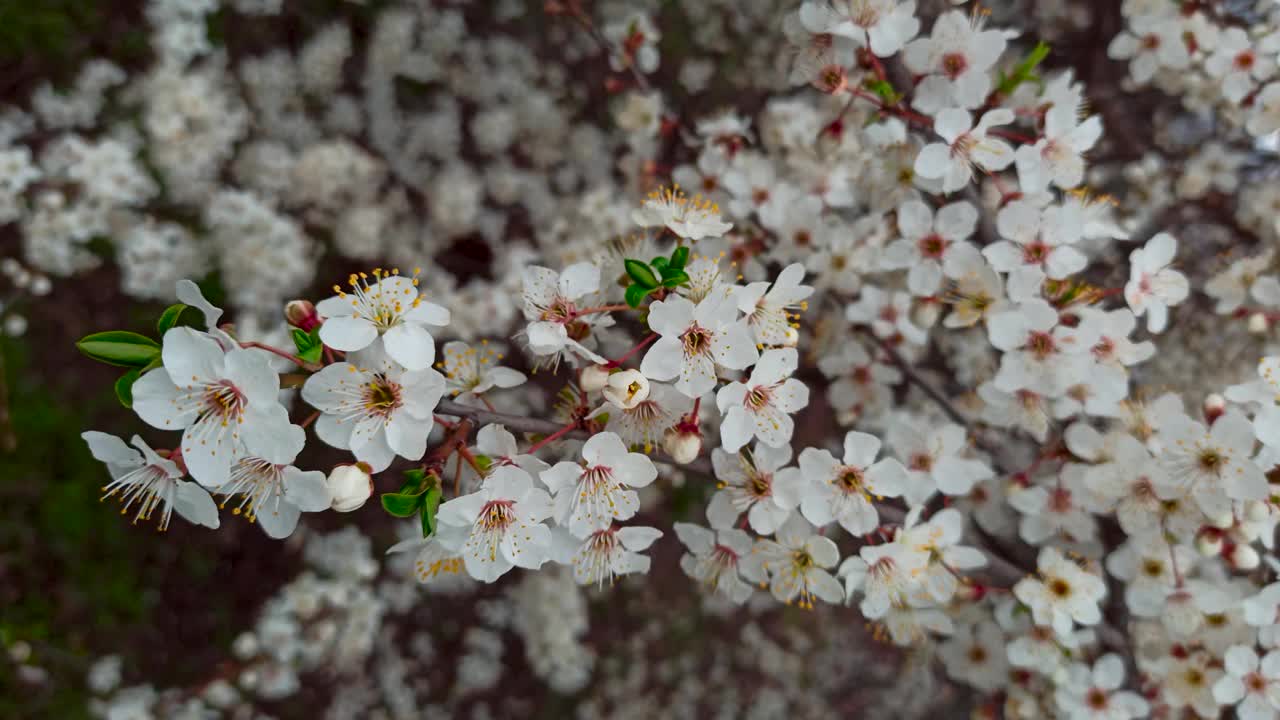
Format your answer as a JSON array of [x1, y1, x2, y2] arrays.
[[1203, 393, 1226, 416], [1208, 509, 1235, 529], [603, 369, 650, 409], [912, 301, 940, 329], [1246, 500, 1272, 524], [1195, 532, 1223, 557], [580, 364, 611, 392], [1249, 312, 1270, 335], [1231, 544, 1261, 571], [327, 463, 373, 512], [663, 427, 701, 464]]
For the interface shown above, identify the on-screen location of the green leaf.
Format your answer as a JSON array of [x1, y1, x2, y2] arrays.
[[650, 256, 670, 272], [76, 331, 162, 368], [114, 368, 141, 408], [420, 485, 443, 537], [864, 78, 900, 104], [381, 491, 424, 518], [670, 246, 689, 269], [156, 304, 188, 335], [996, 41, 1050, 96], [472, 454, 493, 473], [400, 469, 427, 494], [661, 271, 690, 288], [291, 327, 324, 364], [624, 259, 659, 289], [624, 283, 652, 308]]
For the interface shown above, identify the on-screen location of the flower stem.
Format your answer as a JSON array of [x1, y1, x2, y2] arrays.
[[606, 332, 658, 368], [240, 341, 321, 372], [526, 422, 579, 454]]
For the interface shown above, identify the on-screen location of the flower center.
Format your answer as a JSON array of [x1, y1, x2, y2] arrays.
[[202, 380, 246, 425], [909, 453, 933, 472], [1026, 331, 1056, 359], [1048, 577, 1072, 598], [363, 376, 403, 417], [749, 472, 772, 498], [1086, 689, 1109, 710], [917, 233, 947, 259], [746, 386, 773, 410], [941, 52, 968, 78], [1198, 448, 1224, 472], [681, 325, 713, 357], [836, 466, 865, 493]]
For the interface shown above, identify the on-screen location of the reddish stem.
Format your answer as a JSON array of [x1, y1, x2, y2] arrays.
[[607, 332, 658, 368], [527, 422, 579, 454], [239, 341, 320, 371]]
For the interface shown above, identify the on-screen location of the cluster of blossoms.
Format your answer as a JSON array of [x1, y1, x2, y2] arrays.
[[9, 0, 1280, 717]]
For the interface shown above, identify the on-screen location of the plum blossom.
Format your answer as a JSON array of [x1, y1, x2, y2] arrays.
[[132, 327, 301, 488], [438, 340, 526, 401], [1014, 547, 1107, 637], [733, 262, 813, 345], [881, 199, 979, 296], [641, 294, 758, 399], [753, 514, 844, 608], [436, 465, 555, 582], [674, 522, 758, 604], [1124, 232, 1189, 334], [521, 263, 610, 364], [715, 347, 810, 453], [82, 431, 219, 530], [913, 108, 1016, 193], [317, 268, 450, 371], [708, 443, 800, 534], [540, 432, 658, 537], [797, 0, 920, 59], [301, 347, 446, 472], [795, 430, 908, 535], [903, 10, 1007, 112], [552, 525, 663, 587], [631, 184, 731, 240]]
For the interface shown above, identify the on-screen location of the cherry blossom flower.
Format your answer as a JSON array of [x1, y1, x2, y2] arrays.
[[733, 262, 813, 345], [438, 340, 526, 401], [82, 431, 219, 530], [1160, 409, 1268, 520], [1124, 232, 1189, 333], [984, 198, 1087, 280], [938, 621, 1008, 692], [435, 465, 554, 583], [795, 430, 908, 535], [716, 348, 809, 453], [631, 184, 732, 240], [215, 449, 331, 539], [1013, 547, 1107, 638], [988, 297, 1100, 398], [1054, 653, 1149, 720], [797, 0, 920, 58], [521, 262, 610, 364], [842, 527, 932, 619], [752, 514, 844, 608], [708, 442, 800, 534], [674, 522, 758, 604], [133, 327, 301, 488], [301, 347, 446, 472], [1213, 645, 1280, 720], [317, 268, 450, 371], [903, 10, 1007, 112], [886, 419, 992, 500], [881, 199, 979, 296], [1014, 107, 1103, 194], [902, 507, 987, 603], [551, 525, 663, 587], [913, 108, 1016, 193], [1204, 28, 1279, 104], [641, 294, 758, 399], [540, 432, 658, 537], [601, 369, 650, 410], [1107, 13, 1192, 84]]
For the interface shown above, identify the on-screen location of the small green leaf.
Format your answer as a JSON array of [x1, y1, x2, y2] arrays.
[[472, 454, 493, 472], [864, 78, 900, 104], [624, 283, 652, 308], [399, 469, 426, 495], [661, 271, 690, 288], [156, 304, 188, 335], [114, 368, 141, 408], [421, 485, 443, 537], [291, 327, 324, 364], [381, 492, 424, 518], [624, 259, 659, 289], [670, 246, 689, 269], [76, 331, 162, 368], [996, 41, 1050, 96], [650, 256, 670, 272]]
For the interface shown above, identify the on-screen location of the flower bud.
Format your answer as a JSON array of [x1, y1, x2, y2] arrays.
[[1195, 531, 1224, 557], [285, 299, 320, 331], [663, 426, 702, 465], [1247, 500, 1272, 524], [580, 364, 611, 392], [1249, 312, 1270, 335], [327, 463, 373, 512], [783, 326, 800, 348], [1203, 393, 1226, 424], [1207, 509, 1235, 529], [603, 369, 650, 409], [1231, 543, 1261, 571]]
